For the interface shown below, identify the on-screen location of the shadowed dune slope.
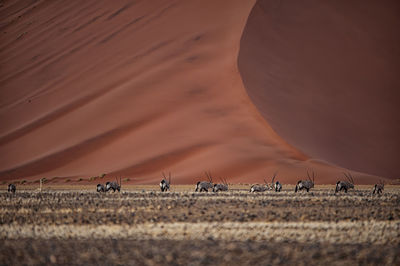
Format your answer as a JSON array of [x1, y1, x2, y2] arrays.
[[239, 0, 400, 179], [0, 0, 382, 184]]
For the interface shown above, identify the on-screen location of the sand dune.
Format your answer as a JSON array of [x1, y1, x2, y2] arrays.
[[239, 0, 400, 179], [0, 0, 394, 184]]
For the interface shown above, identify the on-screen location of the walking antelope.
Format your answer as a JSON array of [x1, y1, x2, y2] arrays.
[[160, 172, 171, 192], [373, 180, 385, 194], [213, 177, 228, 192], [335, 172, 355, 193], [269, 172, 282, 192], [295, 170, 315, 192], [8, 184, 16, 193], [106, 177, 121, 192], [195, 171, 213, 192], [97, 183, 106, 192], [250, 178, 269, 192]]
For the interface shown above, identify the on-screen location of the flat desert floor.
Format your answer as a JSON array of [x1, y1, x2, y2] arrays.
[[1, 185, 399, 265]]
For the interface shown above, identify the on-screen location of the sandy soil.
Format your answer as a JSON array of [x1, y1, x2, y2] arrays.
[[1, 186, 399, 265]]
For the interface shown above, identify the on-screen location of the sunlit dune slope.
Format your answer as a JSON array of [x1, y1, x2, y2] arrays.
[[0, 0, 383, 184], [239, 0, 400, 179]]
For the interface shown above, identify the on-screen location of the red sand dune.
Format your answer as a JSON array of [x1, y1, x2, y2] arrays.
[[239, 0, 400, 180], [0, 0, 396, 185]]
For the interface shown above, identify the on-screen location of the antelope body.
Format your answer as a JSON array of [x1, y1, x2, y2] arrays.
[[160, 172, 171, 192], [97, 184, 105, 192], [106, 177, 121, 192], [8, 184, 16, 193], [274, 181, 282, 192], [373, 180, 385, 194], [195, 172, 213, 192], [269, 172, 282, 192], [213, 177, 228, 192], [295, 170, 315, 192], [335, 172, 355, 193], [250, 184, 268, 192], [250, 177, 269, 192]]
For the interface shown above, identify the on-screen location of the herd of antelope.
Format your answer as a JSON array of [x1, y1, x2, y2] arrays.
[[99, 170, 386, 195], [5, 171, 388, 195]]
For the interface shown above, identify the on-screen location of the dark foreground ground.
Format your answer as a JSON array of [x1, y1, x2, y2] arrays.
[[2, 239, 399, 266], [0, 186, 399, 265]]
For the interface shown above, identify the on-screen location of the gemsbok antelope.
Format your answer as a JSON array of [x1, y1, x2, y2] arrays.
[[195, 171, 213, 192], [97, 183, 105, 192], [8, 184, 16, 193], [295, 170, 315, 192], [335, 172, 355, 193], [250, 178, 269, 192], [106, 177, 121, 192], [213, 177, 228, 192], [269, 172, 282, 192], [160, 172, 171, 192], [373, 180, 385, 194]]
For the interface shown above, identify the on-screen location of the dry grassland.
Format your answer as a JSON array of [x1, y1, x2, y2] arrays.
[[0, 185, 399, 265]]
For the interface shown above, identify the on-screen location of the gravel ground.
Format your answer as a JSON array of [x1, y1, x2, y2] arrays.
[[1, 239, 399, 266], [0, 187, 399, 265]]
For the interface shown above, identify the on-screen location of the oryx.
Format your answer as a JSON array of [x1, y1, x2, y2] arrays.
[[250, 178, 269, 192], [213, 177, 228, 192], [295, 170, 315, 192], [160, 172, 171, 192], [195, 171, 213, 192], [106, 177, 121, 192], [97, 183, 106, 192], [8, 184, 16, 193], [373, 180, 385, 194], [335, 172, 355, 193], [269, 172, 282, 192]]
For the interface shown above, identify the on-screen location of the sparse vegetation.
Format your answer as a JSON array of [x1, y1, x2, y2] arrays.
[[89, 176, 97, 181], [0, 186, 398, 265]]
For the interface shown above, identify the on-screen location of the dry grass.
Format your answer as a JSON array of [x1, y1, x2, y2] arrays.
[[0, 186, 399, 265]]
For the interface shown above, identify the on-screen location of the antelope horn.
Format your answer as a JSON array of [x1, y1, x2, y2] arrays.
[[343, 172, 349, 183], [271, 172, 276, 183], [350, 173, 354, 184], [169, 172, 171, 184], [205, 171, 211, 182]]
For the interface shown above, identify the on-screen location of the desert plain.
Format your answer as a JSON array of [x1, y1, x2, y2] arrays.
[[1, 185, 399, 265]]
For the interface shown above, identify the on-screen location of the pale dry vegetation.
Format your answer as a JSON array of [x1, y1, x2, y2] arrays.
[[0, 186, 399, 265]]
